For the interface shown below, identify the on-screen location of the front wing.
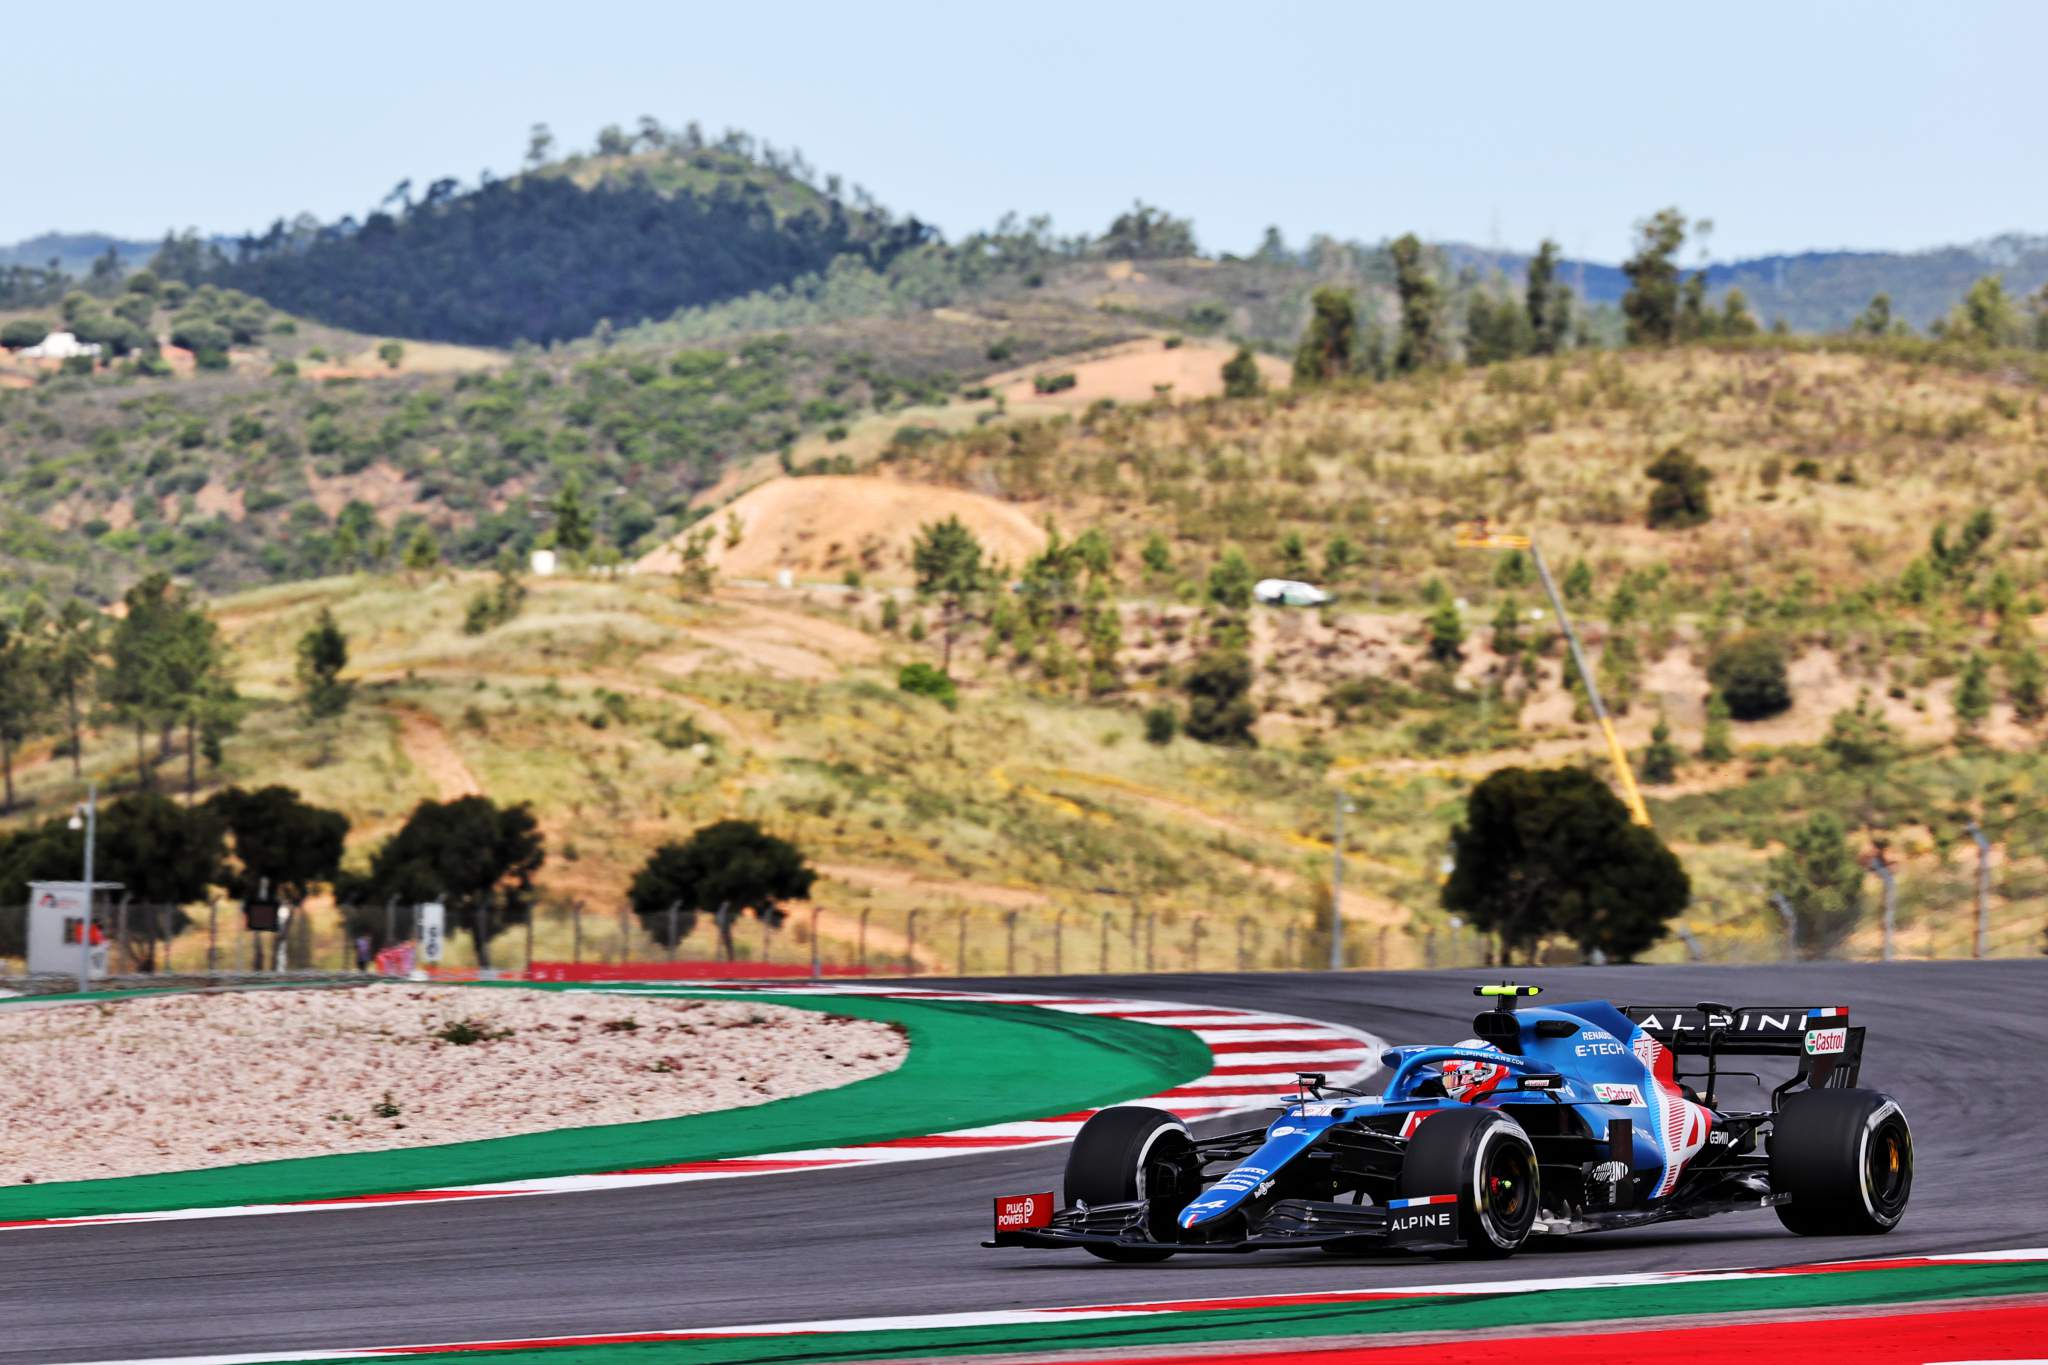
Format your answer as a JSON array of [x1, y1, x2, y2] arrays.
[[985, 1193, 1465, 1254]]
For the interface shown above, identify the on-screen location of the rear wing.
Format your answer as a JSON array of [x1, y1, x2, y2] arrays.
[[1620, 1004, 1862, 1097]]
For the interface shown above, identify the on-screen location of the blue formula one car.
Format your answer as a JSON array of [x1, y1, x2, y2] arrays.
[[987, 985, 1912, 1260]]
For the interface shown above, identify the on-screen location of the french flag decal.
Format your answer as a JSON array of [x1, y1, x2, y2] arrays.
[[1807, 1007, 1850, 1020], [1387, 1194, 1458, 1209]]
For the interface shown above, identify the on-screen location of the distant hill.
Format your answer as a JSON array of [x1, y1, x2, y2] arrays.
[[0, 231, 158, 275], [198, 142, 934, 347], [1445, 234, 2048, 332]]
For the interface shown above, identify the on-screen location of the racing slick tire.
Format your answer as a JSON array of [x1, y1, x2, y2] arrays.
[[1399, 1107, 1539, 1257], [1064, 1105, 1194, 1262], [1771, 1088, 1913, 1236]]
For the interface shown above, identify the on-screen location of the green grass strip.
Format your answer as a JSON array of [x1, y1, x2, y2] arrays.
[[0, 987, 1208, 1221], [294, 1260, 2048, 1364]]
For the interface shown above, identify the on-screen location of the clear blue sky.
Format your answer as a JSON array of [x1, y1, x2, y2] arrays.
[[9, 0, 2042, 263]]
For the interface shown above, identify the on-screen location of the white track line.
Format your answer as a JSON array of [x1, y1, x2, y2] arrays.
[[64, 1248, 2048, 1365]]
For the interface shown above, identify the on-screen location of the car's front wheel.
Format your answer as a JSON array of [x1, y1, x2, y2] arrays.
[[1399, 1107, 1540, 1257], [1064, 1105, 1193, 1262], [1771, 1088, 1913, 1236]]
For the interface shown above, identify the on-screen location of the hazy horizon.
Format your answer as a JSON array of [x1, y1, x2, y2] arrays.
[[9, 0, 2045, 264]]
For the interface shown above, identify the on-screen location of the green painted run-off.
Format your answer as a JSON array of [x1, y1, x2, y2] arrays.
[[0, 985, 1209, 1221]]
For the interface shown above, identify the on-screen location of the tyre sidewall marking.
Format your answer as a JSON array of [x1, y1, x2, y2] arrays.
[[1859, 1097, 1909, 1227]]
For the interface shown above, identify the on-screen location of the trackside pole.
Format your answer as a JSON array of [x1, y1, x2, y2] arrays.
[[1329, 791, 1346, 970], [1964, 821, 1991, 958], [1867, 854, 1897, 962], [1770, 893, 1798, 961]]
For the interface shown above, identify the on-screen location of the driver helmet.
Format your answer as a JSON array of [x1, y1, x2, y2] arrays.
[[1441, 1038, 1509, 1102]]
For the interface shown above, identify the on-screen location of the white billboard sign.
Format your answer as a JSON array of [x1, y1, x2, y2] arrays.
[[416, 902, 446, 964]]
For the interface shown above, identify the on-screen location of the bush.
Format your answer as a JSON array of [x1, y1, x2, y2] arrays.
[[1707, 632, 1792, 720], [1183, 649, 1256, 745], [1221, 346, 1264, 399], [1143, 705, 1179, 745], [1032, 372, 1077, 395], [0, 318, 51, 350], [897, 662, 957, 709], [1645, 447, 1712, 529]]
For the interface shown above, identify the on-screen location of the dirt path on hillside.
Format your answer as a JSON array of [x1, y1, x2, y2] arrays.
[[645, 592, 883, 683], [392, 707, 481, 799]]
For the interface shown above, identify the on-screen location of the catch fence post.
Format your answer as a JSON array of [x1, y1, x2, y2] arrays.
[[1188, 916, 1204, 971], [1284, 922, 1298, 967], [1052, 908, 1066, 975], [207, 897, 218, 976], [1674, 924, 1705, 963], [1866, 855, 1897, 962], [1236, 915, 1251, 971], [1770, 893, 1798, 961], [667, 902, 679, 962], [572, 899, 583, 965], [1965, 821, 1991, 958], [810, 904, 821, 980], [1425, 927, 1437, 969], [1377, 925, 1390, 970], [1099, 912, 1110, 974], [1004, 910, 1017, 976], [906, 908, 919, 977], [955, 909, 967, 977], [385, 896, 397, 953], [858, 906, 871, 973]]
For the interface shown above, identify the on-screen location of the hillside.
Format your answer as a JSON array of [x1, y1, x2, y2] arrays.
[[206, 135, 931, 346], [0, 292, 1149, 599], [5, 345, 2043, 975]]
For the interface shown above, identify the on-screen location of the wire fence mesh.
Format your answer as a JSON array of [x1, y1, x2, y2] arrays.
[[1, 883, 2040, 988]]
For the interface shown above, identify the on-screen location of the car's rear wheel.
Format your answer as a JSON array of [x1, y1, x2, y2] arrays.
[[1064, 1105, 1193, 1262], [1399, 1107, 1539, 1257], [1771, 1088, 1912, 1236]]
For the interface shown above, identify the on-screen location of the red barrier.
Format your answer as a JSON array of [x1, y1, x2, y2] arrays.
[[522, 961, 874, 982]]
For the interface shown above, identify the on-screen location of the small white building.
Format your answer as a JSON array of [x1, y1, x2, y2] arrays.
[[20, 331, 102, 360]]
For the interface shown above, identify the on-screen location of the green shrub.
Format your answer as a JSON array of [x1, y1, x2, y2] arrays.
[[897, 662, 957, 709], [1644, 447, 1712, 529], [1707, 632, 1792, 720], [1143, 706, 1179, 745], [1032, 372, 1077, 395]]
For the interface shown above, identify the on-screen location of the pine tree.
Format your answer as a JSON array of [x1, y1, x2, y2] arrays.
[[1621, 208, 1688, 345], [1292, 288, 1355, 385], [1525, 239, 1572, 354], [1640, 713, 1681, 784], [296, 608, 353, 723], [1953, 651, 1992, 741], [1427, 599, 1466, 664], [403, 527, 440, 581], [1699, 690, 1734, 762], [1389, 234, 1444, 372]]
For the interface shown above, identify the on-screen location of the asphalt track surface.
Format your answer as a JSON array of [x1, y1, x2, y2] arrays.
[[5, 961, 2046, 1362]]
